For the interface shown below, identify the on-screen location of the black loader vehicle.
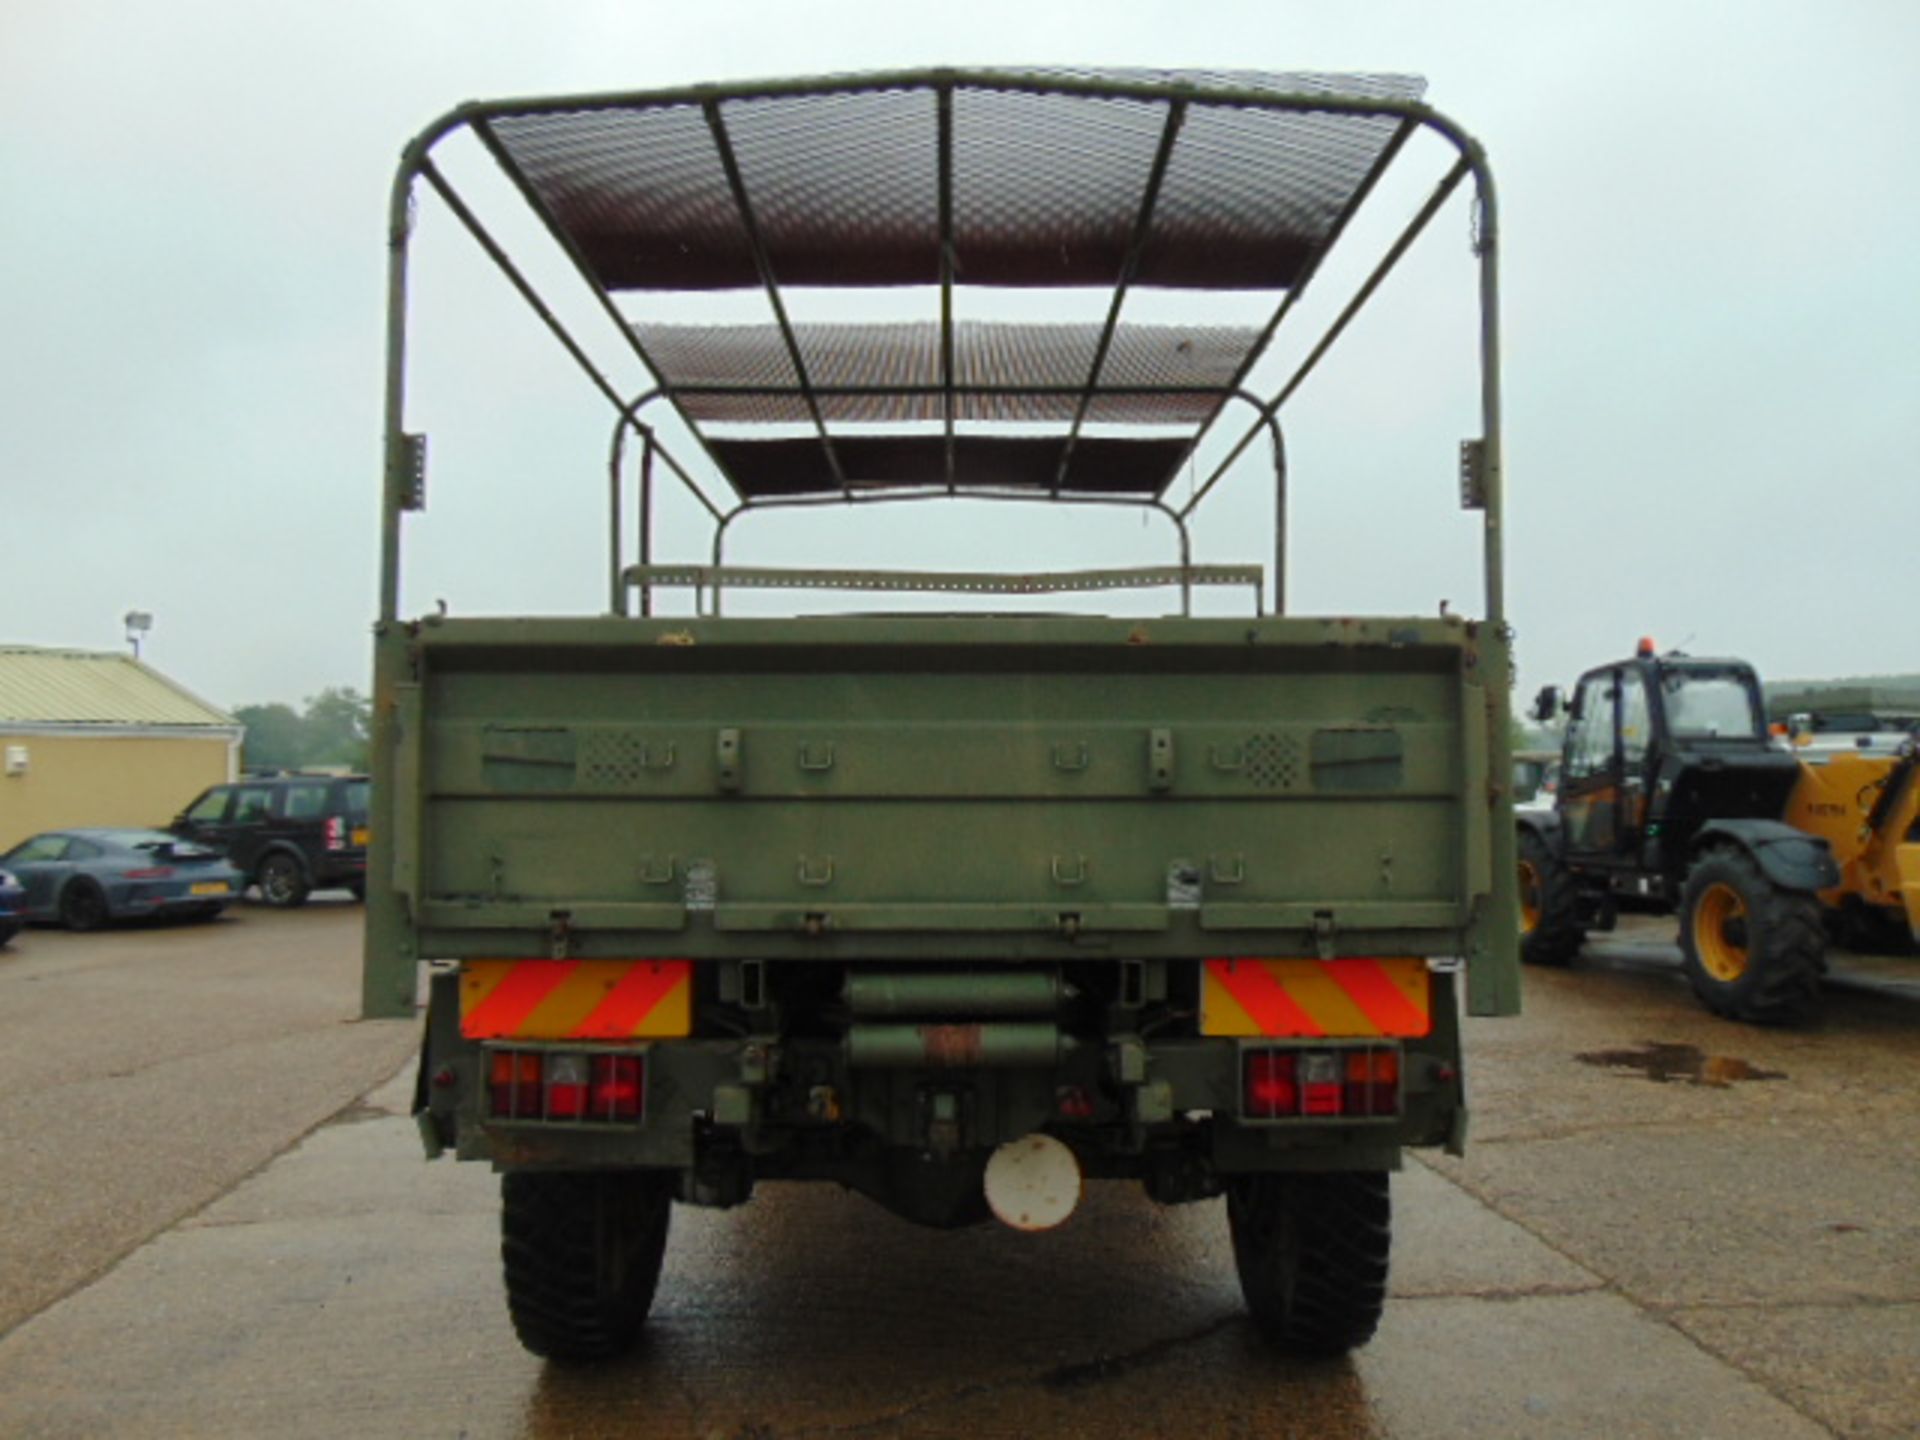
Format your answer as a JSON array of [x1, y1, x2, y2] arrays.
[[366, 69, 1519, 1363], [1518, 642, 1840, 1023]]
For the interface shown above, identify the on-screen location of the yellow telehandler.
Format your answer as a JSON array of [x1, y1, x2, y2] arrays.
[[1517, 647, 1918, 1024]]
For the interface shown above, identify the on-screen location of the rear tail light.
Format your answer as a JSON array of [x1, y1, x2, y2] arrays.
[[123, 866, 175, 880], [1345, 1049, 1401, 1115], [324, 816, 344, 851], [1244, 1052, 1298, 1118], [544, 1054, 591, 1118], [489, 1051, 544, 1117], [1299, 1051, 1344, 1115], [591, 1055, 644, 1120], [488, 1048, 646, 1123], [1242, 1045, 1400, 1120]]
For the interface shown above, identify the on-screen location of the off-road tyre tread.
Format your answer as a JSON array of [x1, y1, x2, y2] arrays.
[[1228, 1171, 1390, 1357], [1680, 846, 1824, 1026], [501, 1171, 671, 1363], [1518, 826, 1583, 966]]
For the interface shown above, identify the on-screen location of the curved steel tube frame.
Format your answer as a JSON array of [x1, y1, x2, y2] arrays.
[[381, 69, 1504, 639], [605, 387, 1285, 618]]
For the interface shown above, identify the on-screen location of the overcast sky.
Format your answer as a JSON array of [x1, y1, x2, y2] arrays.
[[3, 1, 1915, 713]]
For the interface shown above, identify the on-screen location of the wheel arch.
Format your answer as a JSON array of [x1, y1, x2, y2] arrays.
[[1690, 820, 1839, 895], [254, 843, 312, 880], [1515, 808, 1564, 851], [57, 874, 114, 924], [60, 873, 110, 904]]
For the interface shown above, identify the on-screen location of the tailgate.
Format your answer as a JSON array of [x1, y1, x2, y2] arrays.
[[372, 613, 1516, 1012]]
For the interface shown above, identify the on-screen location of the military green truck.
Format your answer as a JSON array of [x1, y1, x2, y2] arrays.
[[365, 69, 1519, 1362]]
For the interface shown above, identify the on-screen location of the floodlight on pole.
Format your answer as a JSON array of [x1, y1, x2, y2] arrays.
[[124, 610, 153, 660]]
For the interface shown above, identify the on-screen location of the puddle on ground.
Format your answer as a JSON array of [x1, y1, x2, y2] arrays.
[[1575, 1041, 1785, 1087]]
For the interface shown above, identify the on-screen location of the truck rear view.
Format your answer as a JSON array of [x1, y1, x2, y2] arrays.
[[364, 69, 1519, 1362]]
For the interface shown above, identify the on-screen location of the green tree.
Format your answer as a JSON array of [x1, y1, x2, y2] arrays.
[[301, 687, 372, 769], [234, 687, 371, 772], [234, 702, 305, 771]]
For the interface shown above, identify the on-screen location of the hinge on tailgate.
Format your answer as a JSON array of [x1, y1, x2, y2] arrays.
[[1148, 727, 1175, 792], [715, 727, 743, 792], [1312, 909, 1337, 960]]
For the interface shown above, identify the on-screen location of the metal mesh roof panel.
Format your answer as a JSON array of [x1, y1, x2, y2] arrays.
[[486, 69, 1423, 293], [635, 321, 1260, 424], [465, 70, 1426, 501]]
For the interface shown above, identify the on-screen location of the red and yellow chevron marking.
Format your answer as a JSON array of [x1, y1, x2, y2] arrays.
[[1201, 958, 1431, 1038], [460, 960, 692, 1041]]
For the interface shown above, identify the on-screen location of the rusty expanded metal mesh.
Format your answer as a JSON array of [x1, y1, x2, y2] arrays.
[[635, 321, 1259, 426], [479, 70, 1424, 498], [488, 70, 1421, 292]]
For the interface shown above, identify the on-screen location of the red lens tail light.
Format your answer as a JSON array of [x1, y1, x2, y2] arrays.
[[487, 1048, 646, 1123], [1345, 1049, 1400, 1116], [1242, 1046, 1401, 1121], [544, 1054, 590, 1118], [124, 866, 175, 880], [591, 1055, 644, 1120], [324, 816, 344, 851], [1244, 1052, 1298, 1118], [489, 1051, 543, 1117]]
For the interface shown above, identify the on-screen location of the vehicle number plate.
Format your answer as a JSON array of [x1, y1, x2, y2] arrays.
[[351, 827, 370, 846], [190, 882, 230, 896]]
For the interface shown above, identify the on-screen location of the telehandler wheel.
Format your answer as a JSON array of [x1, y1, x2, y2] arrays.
[[1227, 1170, 1390, 1357], [501, 1170, 673, 1363], [1679, 847, 1824, 1026], [1517, 827, 1583, 965]]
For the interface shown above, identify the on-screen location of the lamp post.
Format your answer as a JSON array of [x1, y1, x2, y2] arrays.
[[124, 610, 153, 661]]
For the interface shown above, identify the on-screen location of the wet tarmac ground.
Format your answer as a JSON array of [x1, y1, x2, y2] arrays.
[[0, 908, 1914, 1438]]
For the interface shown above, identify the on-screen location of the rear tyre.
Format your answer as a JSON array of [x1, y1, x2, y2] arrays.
[[59, 881, 109, 933], [1228, 1171, 1390, 1357], [1680, 847, 1824, 1025], [0, 921, 19, 946], [257, 853, 311, 909], [1517, 827, 1583, 965], [502, 1170, 673, 1363]]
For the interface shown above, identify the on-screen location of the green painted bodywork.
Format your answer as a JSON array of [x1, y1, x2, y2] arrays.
[[364, 611, 1518, 1018]]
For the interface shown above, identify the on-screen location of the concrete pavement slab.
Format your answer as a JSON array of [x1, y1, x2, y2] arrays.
[[1670, 1302, 1920, 1440], [0, 1073, 1838, 1440]]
